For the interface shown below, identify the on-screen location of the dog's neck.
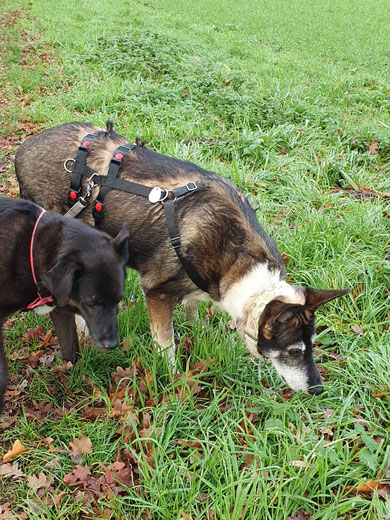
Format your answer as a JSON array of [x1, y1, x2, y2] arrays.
[[219, 263, 304, 338]]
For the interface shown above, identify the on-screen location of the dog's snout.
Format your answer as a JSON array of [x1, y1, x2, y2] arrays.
[[308, 384, 324, 395], [100, 336, 119, 349]]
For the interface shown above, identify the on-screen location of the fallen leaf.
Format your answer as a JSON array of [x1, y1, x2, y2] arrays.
[[322, 408, 335, 419], [0, 502, 16, 520], [111, 366, 135, 385], [0, 462, 25, 480], [22, 325, 46, 344], [365, 141, 378, 155], [69, 436, 93, 463], [291, 460, 311, 468], [63, 465, 92, 487], [27, 472, 54, 496], [52, 361, 73, 386], [3, 440, 30, 462], [351, 325, 364, 336]]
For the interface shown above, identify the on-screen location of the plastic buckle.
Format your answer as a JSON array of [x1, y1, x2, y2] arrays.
[[92, 201, 104, 223], [68, 187, 81, 205]]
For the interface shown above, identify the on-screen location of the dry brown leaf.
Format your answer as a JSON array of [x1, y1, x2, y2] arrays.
[[323, 408, 335, 419], [27, 472, 54, 496], [365, 141, 378, 155], [63, 465, 92, 487], [3, 439, 30, 462], [0, 502, 17, 520], [287, 512, 312, 520], [69, 436, 93, 463], [351, 325, 365, 336], [111, 366, 135, 384], [0, 462, 25, 480]]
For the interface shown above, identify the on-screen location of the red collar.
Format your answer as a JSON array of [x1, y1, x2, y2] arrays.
[[26, 209, 54, 310]]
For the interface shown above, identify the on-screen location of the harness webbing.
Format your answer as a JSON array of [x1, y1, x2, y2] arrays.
[[92, 143, 136, 227], [68, 132, 100, 206], [66, 135, 209, 293]]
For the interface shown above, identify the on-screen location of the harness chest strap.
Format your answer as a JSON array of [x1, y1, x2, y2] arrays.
[[66, 131, 100, 206]]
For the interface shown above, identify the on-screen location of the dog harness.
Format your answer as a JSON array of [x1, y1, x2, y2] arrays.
[[64, 136, 209, 293], [26, 209, 54, 310]]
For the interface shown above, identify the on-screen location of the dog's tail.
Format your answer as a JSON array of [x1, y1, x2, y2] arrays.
[[105, 120, 114, 135]]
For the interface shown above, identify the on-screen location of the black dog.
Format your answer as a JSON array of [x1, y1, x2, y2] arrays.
[[0, 197, 128, 410]]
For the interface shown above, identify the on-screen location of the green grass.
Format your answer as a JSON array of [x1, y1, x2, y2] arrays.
[[0, 0, 389, 518]]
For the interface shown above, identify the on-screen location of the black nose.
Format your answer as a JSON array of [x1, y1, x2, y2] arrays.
[[308, 384, 324, 395]]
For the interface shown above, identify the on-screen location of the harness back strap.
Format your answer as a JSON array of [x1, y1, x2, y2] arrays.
[[92, 143, 136, 227]]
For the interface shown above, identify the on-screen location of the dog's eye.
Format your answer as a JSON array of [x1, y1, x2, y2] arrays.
[[288, 347, 303, 357]]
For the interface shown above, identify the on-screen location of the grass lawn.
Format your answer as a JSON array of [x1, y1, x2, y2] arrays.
[[0, 0, 389, 518]]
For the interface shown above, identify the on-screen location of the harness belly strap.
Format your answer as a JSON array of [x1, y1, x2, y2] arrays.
[[163, 198, 209, 293]]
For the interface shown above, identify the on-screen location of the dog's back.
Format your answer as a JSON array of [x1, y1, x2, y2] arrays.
[[15, 122, 285, 294]]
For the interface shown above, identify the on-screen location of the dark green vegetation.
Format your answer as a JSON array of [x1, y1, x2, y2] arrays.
[[0, 0, 389, 518]]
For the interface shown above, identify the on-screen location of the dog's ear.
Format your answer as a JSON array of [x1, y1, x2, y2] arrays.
[[43, 257, 81, 307], [259, 300, 304, 339], [111, 223, 129, 262], [305, 288, 350, 312]]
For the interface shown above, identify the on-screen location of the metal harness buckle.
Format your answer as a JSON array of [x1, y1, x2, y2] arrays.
[[186, 182, 197, 191]]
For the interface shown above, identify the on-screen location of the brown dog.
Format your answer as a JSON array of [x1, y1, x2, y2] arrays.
[[15, 122, 349, 394], [0, 196, 128, 410]]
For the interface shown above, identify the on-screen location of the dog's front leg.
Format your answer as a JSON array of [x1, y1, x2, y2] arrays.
[[0, 325, 9, 412], [145, 291, 177, 368], [50, 308, 79, 362]]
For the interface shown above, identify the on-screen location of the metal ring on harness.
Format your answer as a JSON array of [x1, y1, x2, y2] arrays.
[[64, 158, 75, 173]]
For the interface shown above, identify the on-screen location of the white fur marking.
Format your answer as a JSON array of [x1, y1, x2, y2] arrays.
[[220, 263, 304, 323], [75, 315, 89, 338], [271, 359, 309, 392], [287, 342, 306, 353], [34, 304, 56, 315]]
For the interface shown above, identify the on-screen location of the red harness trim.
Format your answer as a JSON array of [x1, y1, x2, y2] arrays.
[[26, 209, 54, 310]]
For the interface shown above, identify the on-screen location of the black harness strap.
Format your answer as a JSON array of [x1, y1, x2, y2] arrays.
[[163, 197, 209, 293], [93, 174, 208, 291], [92, 143, 136, 228], [68, 132, 99, 206], [66, 133, 209, 292]]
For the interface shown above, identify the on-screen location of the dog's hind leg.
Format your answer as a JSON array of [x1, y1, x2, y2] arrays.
[[145, 291, 178, 368], [0, 324, 9, 412], [50, 308, 79, 362]]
